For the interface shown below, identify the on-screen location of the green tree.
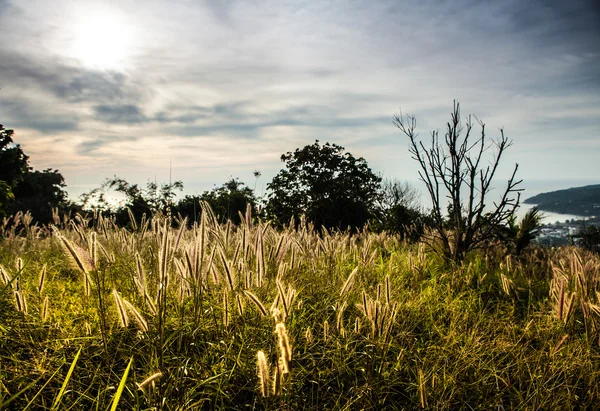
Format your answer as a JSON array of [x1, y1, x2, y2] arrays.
[[373, 179, 428, 241], [179, 178, 257, 225], [575, 225, 600, 254], [0, 125, 29, 217], [80, 177, 183, 226], [266, 141, 381, 231], [1, 125, 71, 223], [10, 169, 69, 224]]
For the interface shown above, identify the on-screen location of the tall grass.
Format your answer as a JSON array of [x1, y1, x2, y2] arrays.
[[0, 204, 599, 409]]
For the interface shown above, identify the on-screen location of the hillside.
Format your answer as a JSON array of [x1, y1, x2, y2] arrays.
[[524, 184, 600, 217]]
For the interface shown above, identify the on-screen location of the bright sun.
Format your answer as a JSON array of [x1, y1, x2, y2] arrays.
[[69, 8, 134, 70]]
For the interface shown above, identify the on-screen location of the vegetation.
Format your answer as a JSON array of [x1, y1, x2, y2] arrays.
[[266, 140, 382, 231], [575, 225, 600, 254], [524, 184, 600, 217], [1, 125, 70, 224], [1, 102, 597, 409], [1, 208, 600, 409], [393, 102, 522, 262]]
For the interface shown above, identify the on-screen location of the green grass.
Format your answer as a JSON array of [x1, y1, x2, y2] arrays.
[[0, 211, 599, 410]]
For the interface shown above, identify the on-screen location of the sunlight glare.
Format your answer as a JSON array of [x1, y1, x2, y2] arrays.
[[69, 9, 134, 70]]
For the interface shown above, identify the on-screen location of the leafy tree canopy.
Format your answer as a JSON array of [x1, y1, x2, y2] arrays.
[[266, 140, 381, 231], [1, 124, 70, 223], [176, 178, 257, 225]]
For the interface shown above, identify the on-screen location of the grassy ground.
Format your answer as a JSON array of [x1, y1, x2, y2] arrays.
[[1, 209, 599, 410]]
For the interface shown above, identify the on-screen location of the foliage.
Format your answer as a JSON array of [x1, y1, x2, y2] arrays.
[[575, 225, 600, 254], [394, 101, 522, 262], [0, 125, 70, 224], [505, 207, 543, 255], [372, 179, 429, 240], [0, 209, 599, 409], [266, 140, 382, 231], [80, 177, 183, 225], [0, 125, 30, 217], [176, 178, 258, 225]]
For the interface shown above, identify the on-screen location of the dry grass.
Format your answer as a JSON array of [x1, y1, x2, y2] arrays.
[[0, 205, 599, 409]]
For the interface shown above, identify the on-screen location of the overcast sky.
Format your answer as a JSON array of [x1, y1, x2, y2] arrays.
[[1, 0, 599, 201]]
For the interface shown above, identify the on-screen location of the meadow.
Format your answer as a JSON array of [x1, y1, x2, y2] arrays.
[[0, 206, 599, 410]]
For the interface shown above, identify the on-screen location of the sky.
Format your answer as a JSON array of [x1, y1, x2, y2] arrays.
[[1, 0, 599, 204]]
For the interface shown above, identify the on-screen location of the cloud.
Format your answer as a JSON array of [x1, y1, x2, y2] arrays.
[[0, 0, 598, 195], [94, 104, 147, 124]]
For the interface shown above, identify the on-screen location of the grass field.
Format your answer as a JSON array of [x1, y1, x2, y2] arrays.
[[1, 207, 599, 410]]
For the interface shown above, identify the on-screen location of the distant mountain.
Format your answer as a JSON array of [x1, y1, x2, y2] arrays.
[[524, 184, 600, 217]]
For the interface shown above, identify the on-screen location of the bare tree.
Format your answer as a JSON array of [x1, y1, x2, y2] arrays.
[[393, 101, 522, 262]]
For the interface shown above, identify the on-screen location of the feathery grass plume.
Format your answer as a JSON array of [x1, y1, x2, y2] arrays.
[[550, 334, 569, 357], [89, 231, 97, 270], [255, 227, 265, 286], [144, 291, 157, 316], [41, 296, 49, 322], [54, 230, 92, 295], [272, 361, 283, 396], [219, 248, 236, 291], [15, 290, 27, 313], [123, 299, 149, 332], [134, 253, 146, 296], [418, 368, 428, 409], [0, 265, 14, 289], [385, 274, 391, 304], [223, 289, 229, 328], [275, 322, 292, 374], [236, 293, 244, 315], [500, 273, 515, 296], [232, 242, 241, 265], [174, 217, 187, 254], [137, 372, 163, 391], [354, 317, 361, 334], [340, 266, 359, 297], [244, 291, 267, 317], [323, 320, 329, 343], [127, 208, 138, 231], [276, 280, 289, 319], [336, 300, 348, 332], [16, 257, 23, 275], [256, 350, 270, 398], [37, 264, 47, 295], [112, 290, 129, 328], [304, 327, 313, 346], [563, 292, 576, 324]]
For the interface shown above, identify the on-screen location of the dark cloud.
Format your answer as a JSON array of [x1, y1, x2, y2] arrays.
[[0, 51, 147, 104], [94, 104, 147, 124], [0, 100, 78, 133], [501, 0, 600, 53], [76, 135, 139, 155]]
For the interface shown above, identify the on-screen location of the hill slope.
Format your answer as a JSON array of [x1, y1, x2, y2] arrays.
[[524, 184, 600, 216]]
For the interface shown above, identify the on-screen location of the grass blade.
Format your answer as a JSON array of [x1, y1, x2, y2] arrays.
[[110, 356, 134, 411], [51, 347, 82, 410]]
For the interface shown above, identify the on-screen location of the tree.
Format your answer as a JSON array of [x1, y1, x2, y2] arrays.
[[393, 101, 522, 262], [0, 125, 29, 217], [176, 178, 257, 225], [10, 169, 69, 224], [373, 179, 428, 240], [80, 177, 183, 225], [575, 225, 600, 254], [1, 125, 71, 223], [266, 141, 381, 231], [501, 207, 543, 255]]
